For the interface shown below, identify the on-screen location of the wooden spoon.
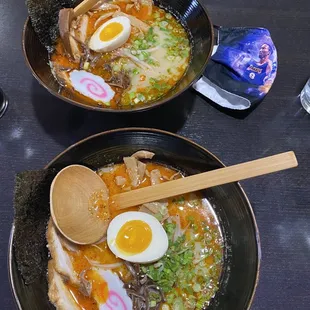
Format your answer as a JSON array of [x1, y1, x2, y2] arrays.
[[50, 164, 110, 245], [51, 151, 297, 244]]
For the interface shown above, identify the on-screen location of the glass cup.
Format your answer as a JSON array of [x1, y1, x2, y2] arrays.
[[300, 78, 310, 113], [0, 88, 8, 118]]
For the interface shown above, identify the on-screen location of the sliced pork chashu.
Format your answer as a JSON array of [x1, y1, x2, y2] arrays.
[[47, 220, 79, 285], [48, 260, 80, 310]]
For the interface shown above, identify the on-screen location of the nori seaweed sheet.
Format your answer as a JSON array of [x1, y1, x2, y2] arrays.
[[25, 0, 77, 51], [13, 169, 58, 284]]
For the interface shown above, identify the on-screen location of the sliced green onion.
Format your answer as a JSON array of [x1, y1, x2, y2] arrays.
[[185, 296, 197, 308], [160, 27, 169, 32], [113, 64, 120, 71], [162, 304, 170, 310], [132, 68, 139, 75], [173, 297, 185, 310], [138, 54, 145, 60], [166, 293, 176, 304], [154, 213, 163, 221], [148, 26, 154, 35], [129, 92, 136, 100], [137, 93, 146, 101], [147, 58, 156, 65], [150, 300, 157, 307], [193, 283, 201, 293], [160, 20, 169, 27], [196, 298, 206, 309]]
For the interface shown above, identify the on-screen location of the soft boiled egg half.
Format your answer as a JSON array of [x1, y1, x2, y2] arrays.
[[88, 16, 131, 52], [107, 211, 168, 263]]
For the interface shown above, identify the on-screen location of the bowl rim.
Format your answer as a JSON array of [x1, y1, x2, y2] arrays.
[[8, 127, 261, 309], [22, 0, 214, 113]]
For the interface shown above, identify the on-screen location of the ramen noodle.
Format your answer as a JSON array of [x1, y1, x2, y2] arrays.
[[50, 0, 191, 109], [47, 150, 223, 309]]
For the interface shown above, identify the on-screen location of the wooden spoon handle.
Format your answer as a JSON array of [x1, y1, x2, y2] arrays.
[[113, 151, 298, 210], [73, 0, 99, 17]]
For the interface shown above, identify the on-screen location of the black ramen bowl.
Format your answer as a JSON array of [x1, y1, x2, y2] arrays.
[[9, 128, 261, 309], [23, 0, 214, 113]]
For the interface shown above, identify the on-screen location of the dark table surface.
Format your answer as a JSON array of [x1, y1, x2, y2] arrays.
[[1, 0, 310, 308]]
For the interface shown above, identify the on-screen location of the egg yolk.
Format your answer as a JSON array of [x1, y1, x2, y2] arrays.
[[115, 220, 152, 255], [99, 22, 123, 41]]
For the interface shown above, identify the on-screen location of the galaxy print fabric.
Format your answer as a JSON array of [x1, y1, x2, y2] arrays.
[[194, 27, 277, 110]]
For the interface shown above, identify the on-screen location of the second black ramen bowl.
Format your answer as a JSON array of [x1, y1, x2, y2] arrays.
[[23, 0, 213, 113], [9, 128, 261, 309]]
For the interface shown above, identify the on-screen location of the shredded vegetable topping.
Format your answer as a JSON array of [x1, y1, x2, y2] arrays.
[[47, 152, 223, 310], [141, 211, 223, 309], [51, 1, 191, 109]]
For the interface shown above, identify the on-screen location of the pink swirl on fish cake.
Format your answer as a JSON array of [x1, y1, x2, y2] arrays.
[[69, 70, 115, 104], [105, 290, 128, 310], [80, 78, 108, 99]]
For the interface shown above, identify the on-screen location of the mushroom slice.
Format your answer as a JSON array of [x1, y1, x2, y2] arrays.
[[137, 161, 146, 182], [150, 169, 161, 185], [58, 8, 74, 57], [115, 176, 127, 186], [79, 270, 92, 297], [123, 156, 140, 187], [131, 150, 155, 160], [75, 14, 89, 44], [69, 25, 81, 62], [123, 156, 146, 187], [139, 201, 169, 222]]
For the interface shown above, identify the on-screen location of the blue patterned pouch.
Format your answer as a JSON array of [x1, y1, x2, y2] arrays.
[[193, 27, 277, 110]]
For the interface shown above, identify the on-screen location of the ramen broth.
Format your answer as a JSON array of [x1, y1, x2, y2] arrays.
[[47, 157, 223, 309], [50, 1, 191, 109]]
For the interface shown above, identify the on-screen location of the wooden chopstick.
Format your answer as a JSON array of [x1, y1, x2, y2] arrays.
[[112, 151, 298, 210]]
